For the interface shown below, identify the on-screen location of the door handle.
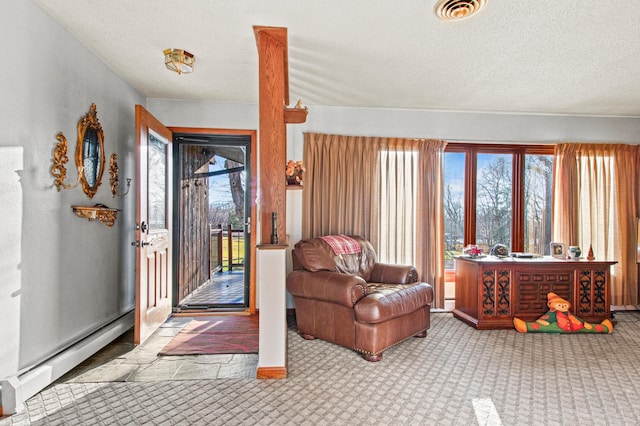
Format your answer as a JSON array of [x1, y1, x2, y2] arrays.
[[131, 240, 153, 247]]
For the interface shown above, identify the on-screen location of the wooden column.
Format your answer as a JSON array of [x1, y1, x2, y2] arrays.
[[254, 26, 287, 245], [254, 26, 307, 245]]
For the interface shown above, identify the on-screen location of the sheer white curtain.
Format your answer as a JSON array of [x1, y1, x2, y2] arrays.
[[303, 133, 448, 308], [376, 149, 418, 265]]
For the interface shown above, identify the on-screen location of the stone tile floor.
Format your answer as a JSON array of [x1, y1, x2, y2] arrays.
[[55, 316, 258, 385], [178, 271, 245, 307]]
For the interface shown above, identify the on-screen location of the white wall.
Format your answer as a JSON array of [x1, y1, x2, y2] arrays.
[[0, 1, 143, 381]]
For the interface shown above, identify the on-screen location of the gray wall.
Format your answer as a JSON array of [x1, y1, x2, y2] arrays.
[[0, 1, 143, 379]]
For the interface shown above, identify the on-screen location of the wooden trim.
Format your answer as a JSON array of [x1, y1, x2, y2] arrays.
[[448, 143, 554, 249], [512, 151, 525, 252], [256, 244, 289, 250], [249, 129, 258, 315], [464, 152, 476, 245], [444, 269, 456, 281], [168, 127, 256, 136], [173, 310, 251, 317], [445, 142, 555, 154], [256, 366, 287, 379], [167, 126, 258, 315]]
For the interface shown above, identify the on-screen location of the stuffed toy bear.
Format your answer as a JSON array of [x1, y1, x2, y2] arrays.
[[513, 292, 613, 333]]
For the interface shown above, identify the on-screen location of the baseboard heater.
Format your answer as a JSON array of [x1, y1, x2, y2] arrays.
[[0, 311, 134, 415]]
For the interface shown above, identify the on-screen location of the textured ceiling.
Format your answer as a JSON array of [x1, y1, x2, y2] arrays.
[[35, 0, 640, 116]]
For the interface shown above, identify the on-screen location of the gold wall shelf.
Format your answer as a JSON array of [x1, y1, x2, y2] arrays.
[[71, 204, 119, 227]]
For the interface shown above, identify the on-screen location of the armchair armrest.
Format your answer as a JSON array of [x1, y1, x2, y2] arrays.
[[369, 263, 418, 284], [286, 270, 367, 308]]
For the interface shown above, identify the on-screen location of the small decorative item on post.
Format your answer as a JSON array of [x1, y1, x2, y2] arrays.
[[270, 212, 279, 244], [286, 160, 305, 185]]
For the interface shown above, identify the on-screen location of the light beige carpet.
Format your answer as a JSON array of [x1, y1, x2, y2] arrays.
[[4, 312, 640, 425]]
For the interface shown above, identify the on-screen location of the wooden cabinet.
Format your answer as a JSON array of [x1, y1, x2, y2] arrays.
[[453, 257, 616, 330]]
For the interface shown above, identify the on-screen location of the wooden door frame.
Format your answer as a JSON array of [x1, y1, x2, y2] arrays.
[[169, 126, 257, 314]]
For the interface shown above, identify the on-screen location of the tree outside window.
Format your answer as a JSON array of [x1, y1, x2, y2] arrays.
[[444, 145, 554, 269]]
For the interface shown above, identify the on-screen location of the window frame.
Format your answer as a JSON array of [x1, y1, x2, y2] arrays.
[[445, 143, 555, 254]]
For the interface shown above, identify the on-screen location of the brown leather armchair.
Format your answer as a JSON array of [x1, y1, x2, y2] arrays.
[[287, 235, 433, 361]]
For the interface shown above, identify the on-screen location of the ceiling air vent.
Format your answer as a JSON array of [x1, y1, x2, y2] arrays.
[[434, 0, 487, 21]]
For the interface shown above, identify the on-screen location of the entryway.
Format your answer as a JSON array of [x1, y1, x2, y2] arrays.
[[172, 133, 254, 312], [56, 317, 258, 383]]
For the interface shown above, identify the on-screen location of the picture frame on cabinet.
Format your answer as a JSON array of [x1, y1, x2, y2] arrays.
[[550, 242, 565, 259]]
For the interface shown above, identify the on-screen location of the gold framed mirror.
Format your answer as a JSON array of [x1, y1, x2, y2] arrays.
[[75, 103, 105, 198]]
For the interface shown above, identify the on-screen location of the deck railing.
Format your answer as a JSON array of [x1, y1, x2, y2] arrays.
[[211, 224, 245, 272]]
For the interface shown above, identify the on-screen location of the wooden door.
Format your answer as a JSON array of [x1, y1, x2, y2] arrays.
[[134, 105, 173, 344]]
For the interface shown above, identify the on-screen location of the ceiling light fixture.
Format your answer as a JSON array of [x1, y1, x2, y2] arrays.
[[163, 48, 195, 75], [434, 0, 487, 21]]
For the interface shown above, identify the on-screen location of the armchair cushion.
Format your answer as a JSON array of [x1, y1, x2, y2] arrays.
[[293, 235, 378, 281], [370, 263, 419, 284], [287, 270, 367, 308], [293, 238, 337, 272], [356, 282, 433, 324]]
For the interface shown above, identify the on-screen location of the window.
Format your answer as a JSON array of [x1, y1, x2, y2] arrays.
[[444, 144, 554, 268], [523, 154, 553, 254], [475, 153, 513, 252], [444, 152, 465, 269]]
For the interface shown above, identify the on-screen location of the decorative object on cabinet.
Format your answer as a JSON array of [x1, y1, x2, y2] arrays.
[[568, 245, 582, 260], [76, 103, 105, 199], [164, 48, 195, 74], [462, 244, 483, 257], [489, 243, 509, 258], [285, 159, 304, 185], [109, 153, 131, 197], [587, 244, 595, 261], [71, 204, 119, 227], [550, 242, 565, 259], [513, 292, 613, 334], [51, 132, 82, 191]]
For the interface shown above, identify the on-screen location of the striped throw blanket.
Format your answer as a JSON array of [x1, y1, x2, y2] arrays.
[[320, 235, 361, 255]]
